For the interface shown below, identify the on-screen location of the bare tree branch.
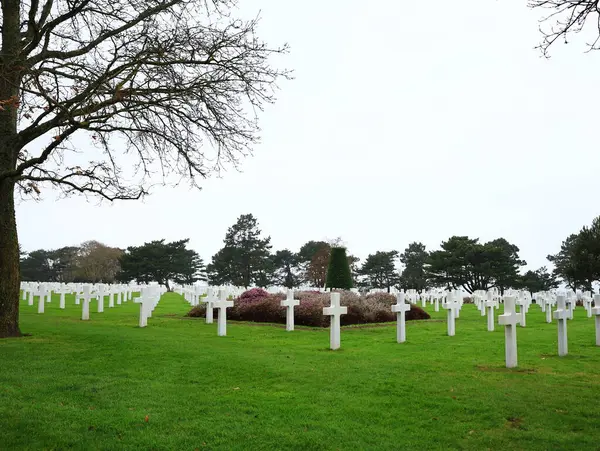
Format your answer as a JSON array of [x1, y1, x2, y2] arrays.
[[529, 1, 600, 56], [0, 0, 291, 201]]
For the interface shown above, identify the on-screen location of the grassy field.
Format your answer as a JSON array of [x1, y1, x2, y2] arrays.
[[1, 293, 600, 450]]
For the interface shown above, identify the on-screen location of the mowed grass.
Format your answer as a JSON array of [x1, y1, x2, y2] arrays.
[[1, 294, 600, 450]]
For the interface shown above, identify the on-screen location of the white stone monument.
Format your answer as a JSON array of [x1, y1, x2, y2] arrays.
[[593, 295, 600, 347], [81, 285, 92, 321], [205, 289, 215, 324], [545, 296, 553, 324], [136, 289, 148, 328], [498, 295, 520, 368], [37, 284, 47, 314], [485, 292, 495, 332], [442, 291, 459, 337], [280, 289, 300, 331], [96, 285, 106, 313], [323, 292, 347, 350], [55, 285, 70, 310], [214, 290, 234, 336], [391, 292, 411, 343], [554, 295, 569, 357]]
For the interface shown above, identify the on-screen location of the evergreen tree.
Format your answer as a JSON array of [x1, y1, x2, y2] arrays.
[[272, 250, 301, 288], [20, 250, 55, 282], [118, 239, 205, 290], [426, 236, 525, 294], [398, 242, 429, 292], [548, 217, 600, 291], [359, 251, 400, 293], [325, 247, 353, 290], [297, 240, 330, 287], [518, 267, 559, 294], [207, 214, 272, 288]]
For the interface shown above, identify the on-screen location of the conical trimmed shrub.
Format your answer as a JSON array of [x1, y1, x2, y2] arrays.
[[326, 247, 353, 289]]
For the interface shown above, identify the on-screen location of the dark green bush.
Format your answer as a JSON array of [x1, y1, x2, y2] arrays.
[[326, 247, 353, 289]]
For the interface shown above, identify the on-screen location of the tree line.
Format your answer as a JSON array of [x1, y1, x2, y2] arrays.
[[22, 214, 600, 295], [20, 239, 206, 291], [547, 216, 600, 292], [204, 214, 559, 294]]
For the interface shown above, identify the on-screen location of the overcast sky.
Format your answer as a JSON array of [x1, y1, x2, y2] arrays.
[[15, 0, 600, 271]]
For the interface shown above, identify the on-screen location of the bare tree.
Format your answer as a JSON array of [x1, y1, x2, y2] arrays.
[[529, 1, 600, 56], [76, 240, 123, 283], [0, 0, 290, 337]]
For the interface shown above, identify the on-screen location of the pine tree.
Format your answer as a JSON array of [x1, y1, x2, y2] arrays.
[[325, 247, 353, 290], [118, 239, 205, 290], [207, 214, 272, 288], [359, 250, 400, 293]]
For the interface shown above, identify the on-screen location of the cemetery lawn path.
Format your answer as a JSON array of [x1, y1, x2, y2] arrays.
[[1, 293, 600, 450]]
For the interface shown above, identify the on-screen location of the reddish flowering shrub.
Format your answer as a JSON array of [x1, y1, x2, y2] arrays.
[[186, 305, 204, 318], [365, 292, 397, 307], [239, 288, 270, 303], [185, 290, 431, 326]]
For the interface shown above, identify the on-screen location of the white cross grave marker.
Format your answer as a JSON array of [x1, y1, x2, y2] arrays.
[[545, 295, 553, 324], [323, 292, 347, 350], [81, 285, 92, 321], [205, 289, 216, 324], [136, 289, 148, 328], [280, 289, 300, 331], [485, 292, 495, 332], [37, 284, 47, 314], [554, 294, 569, 357], [593, 295, 600, 347], [391, 292, 411, 343], [55, 284, 71, 310], [498, 295, 520, 368], [214, 290, 234, 336], [108, 286, 116, 308], [96, 285, 106, 313], [28, 285, 35, 306], [443, 291, 459, 337]]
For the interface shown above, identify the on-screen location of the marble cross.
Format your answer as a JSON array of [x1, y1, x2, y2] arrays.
[[582, 292, 593, 318], [81, 285, 92, 321], [55, 284, 71, 310], [96, 285, 106, 313], [566, 293, 575, 320], [593, 294, 600, 347], [205, 289, 216, 324], [28, 284, 35, 306], [214, 290, 234, 336], [498, 295, 520, 368], [391, 292, 411, 343], [553, 295, 569, 357], [545, 295, 553, 323], [323, 292, 347, 350], [442, 292, 459, 337], [280, 289, 300, 331], [37, 284, 47, 314], [485, 292, 495, 332], [135, 289, 148, 328], [108, 286, 116, 308]]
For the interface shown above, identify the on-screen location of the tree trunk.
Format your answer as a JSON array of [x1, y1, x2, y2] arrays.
[[0, 177, 21, 337], [0, 0, 24, 338]]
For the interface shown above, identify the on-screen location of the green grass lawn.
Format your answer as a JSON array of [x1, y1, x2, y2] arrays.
[[1, 293, 600, 450]]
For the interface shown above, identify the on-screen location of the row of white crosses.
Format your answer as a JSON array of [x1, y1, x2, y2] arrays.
[[22, 282, 140, 313], [187, 288, 233, 335], [497, 291, 600, 368], [135, 286, 164, 327], [442, 290, 463, 336], [20, 281, 165, 326], [182, 287, 415, 350]]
